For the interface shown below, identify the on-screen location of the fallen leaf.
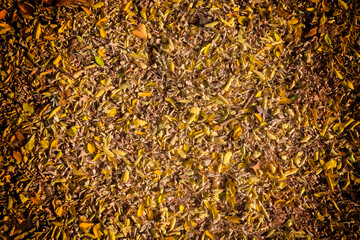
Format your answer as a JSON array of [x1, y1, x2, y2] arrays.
[[95, 56, 105, 66], [132, 23, 147, 39], [0, 9, 7, 20], [87, 142, 96, 154], [13, 151, 22, 161]]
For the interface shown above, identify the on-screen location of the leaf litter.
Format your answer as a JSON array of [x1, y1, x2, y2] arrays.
[[1, 0, 360, 239]]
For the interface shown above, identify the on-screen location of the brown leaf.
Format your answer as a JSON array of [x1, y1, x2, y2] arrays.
[[15, 130, 25, 142], [13, 151, 22, 162], [17, 3, 34, 16]]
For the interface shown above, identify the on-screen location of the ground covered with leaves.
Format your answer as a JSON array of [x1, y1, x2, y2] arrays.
[[1, 0, 360, 239]]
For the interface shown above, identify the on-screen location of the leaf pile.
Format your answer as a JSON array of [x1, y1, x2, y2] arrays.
[[1, 0, 360, 239]]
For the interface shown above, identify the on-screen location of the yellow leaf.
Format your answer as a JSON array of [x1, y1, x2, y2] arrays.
[[96, 18, 108, 26], [132, 23, 147, 39], [201, 43, 212, 56], [81, 6, 92, 15], [327, 175, 334, 192], [226, 216, 241, 224], [106, 108, 117, 117], [87, 142, 96, 154], [48, 106, 61, 119], [153, 170, 162, 175], [255, 90, 262, 98], [205, 230, 214, 240], [55, 205, 64, 217], [93, 153, 102, 161], [347, 81, 354, 90], [252, 70, 266, 81], [122, 169, 129, 182], [25, 134, 36, 150], [219, 16, 235, 27], [80, 222, 94, 229], [94, 89, 105, 98], [288, 17, 299, 25], [278, 86, 286, 98], [53, 54, 61, 67], [138, 92, 152, 97], [23, 103, 34, 114], [190, 107, 201, 114], [210, 202, 220, 221], [123, 1, 132, 12], [284, 168, 298, 176], [35, 23, 41, 39], [93, 2, 104, 9], [267, 132, 277, 140], [254, 113, 263, 123], [19, 194, 28, 203], [334, 69, 343, 79], [223, 152, 232, 165], [103, 147, 115, 158], [324, 34, 332, 46], [50, 139, 58, 149], [100, 27, 106, 38], [177, 148, 186, 159], [233, 126, 242, 140], [205, 21, 219, 28], [323, 159, 337, 171], [137, 204, 144, 217], [219, 165, 231, 173], [72, 169, 86, 176], [7, 196, 13, 209], [277, 98, 291, 104], [338, 0, 348, 10], [109, 230, 116, 240], [112, 149, 126, 156], [93, 224, 102, 238], [132, 118, 147, 127], [300, 135, 312, 143], [140, 6, 147, 20]]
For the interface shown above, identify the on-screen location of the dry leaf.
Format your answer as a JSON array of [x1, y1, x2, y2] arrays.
[[132, 23, 147, 39], [13, 151, 22, 161], [0, 9, 7, 20]]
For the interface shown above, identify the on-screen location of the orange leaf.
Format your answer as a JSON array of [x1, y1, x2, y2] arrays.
[[251, 161, 261, 171], [0, 9, 7, 20], [132, 23, 147, 39], [31, 196, 41, 205], [306, 27, 318, 37], [13, 151, 22, 161]]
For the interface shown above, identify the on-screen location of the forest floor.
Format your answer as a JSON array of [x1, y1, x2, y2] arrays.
[[1, 0, 360, 239]]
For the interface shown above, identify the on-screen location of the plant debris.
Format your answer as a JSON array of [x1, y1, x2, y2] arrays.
[[1, 0, 360, 239]]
